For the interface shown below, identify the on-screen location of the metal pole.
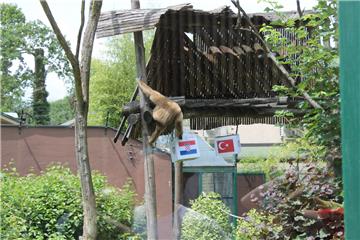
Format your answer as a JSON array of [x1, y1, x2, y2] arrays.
[[131, 0, 158, 239], [339, 1, 360, 239]]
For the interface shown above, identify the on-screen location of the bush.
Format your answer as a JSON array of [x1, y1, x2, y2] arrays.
[[181, 192, 232, 240], [255, 164, 343, 239], [0, 164, 137, 239], [235, 209, 282, 240]]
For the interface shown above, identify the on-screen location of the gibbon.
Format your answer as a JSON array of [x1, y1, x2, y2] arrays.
[[138, 80, 183, 145]]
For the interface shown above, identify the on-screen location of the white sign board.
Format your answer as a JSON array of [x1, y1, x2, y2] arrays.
[[175, 138, 200, 161], [214, 134, 241, 157]]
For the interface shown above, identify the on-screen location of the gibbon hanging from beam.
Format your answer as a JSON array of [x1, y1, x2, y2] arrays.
[[138, 80, 183, 145]]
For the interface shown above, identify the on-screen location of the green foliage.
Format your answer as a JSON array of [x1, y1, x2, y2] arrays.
[[181, 192, 232, 240], [235, 209, 282, 240], [0, 3, 72, 115], [257, 164, 343, 239], [238, 139, 327, 181], [0, 3, 29, 111], [260, 0, 340, 168], [0, 165, 137, 239], [88, 33, 153, 128], [49, 97, 75, 125]]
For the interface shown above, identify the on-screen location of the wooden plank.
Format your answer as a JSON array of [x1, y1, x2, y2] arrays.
[[153, 29, 165, 93], [168, 13, 177, 96], [183, 35, 195, 97], [96, 4, 192, 37], [178, 12, 186, 96], [196, 22, 213, 98], [121, 96, 299, 116], [184, 106, 304, 119], [339, 2, 360, 239], [233, 46, 245, 55]]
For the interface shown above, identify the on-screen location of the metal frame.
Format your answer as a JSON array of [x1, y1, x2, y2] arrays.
[[183, 165, 238, 219]]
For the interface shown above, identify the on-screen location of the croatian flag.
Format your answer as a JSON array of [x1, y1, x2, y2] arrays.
[[175, 138, 200, 160], [214, 135, 240, 156]]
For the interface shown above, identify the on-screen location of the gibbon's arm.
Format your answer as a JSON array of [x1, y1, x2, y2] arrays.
[[138, 80, 167, 106], [137, 80, 183, 144]]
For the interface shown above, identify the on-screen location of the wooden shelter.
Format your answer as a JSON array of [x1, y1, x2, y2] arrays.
[[97, 4, 306, 138], [96, 4, 311, 237]]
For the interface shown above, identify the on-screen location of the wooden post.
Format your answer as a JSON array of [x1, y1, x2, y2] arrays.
[[173, 161, 183, 239], [339, 1, 360, 239], [130, 0, 158, 239]]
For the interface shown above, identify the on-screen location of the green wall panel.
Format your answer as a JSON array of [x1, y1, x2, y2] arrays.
[[339, 1, 360, 239]]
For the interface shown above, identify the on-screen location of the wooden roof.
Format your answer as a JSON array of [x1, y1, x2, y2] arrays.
[[1, 112, 19, 125], [96, 5, 313, 38], [96, 5, 306, 131]]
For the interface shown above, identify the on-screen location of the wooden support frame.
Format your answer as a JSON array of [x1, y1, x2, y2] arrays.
[[130, 0, 158, 239], [339, 1, 360, 239]]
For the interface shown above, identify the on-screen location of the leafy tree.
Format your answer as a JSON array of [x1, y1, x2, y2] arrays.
[[27, 20, 72, 125], [0, 3, 29, 111], [0, 3, 72, 124], [88, 33, 153, 128], [260, 0, 340, 172], [49, 96, 75, 125]]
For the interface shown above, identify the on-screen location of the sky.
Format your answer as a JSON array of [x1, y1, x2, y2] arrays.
[[4, 0, 318, 102]]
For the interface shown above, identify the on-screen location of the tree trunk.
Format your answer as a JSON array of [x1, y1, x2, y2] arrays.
[[39, 1, 103, 239], [75, 102, 97, 240], [33, 48, 50, 125]]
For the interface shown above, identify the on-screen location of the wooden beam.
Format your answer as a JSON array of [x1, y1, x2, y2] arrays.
[[131, 0, 158, 239], [121, 97, 300, 116], [183, 107, 305, 118], [113, 86, 138, 143]]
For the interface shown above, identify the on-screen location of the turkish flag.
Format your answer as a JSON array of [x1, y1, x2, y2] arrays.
[[217, 139, 235, 153]]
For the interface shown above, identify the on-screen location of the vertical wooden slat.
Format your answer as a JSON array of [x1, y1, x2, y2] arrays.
[[169, 11, 177, 96], [178, 12, 186, 96]]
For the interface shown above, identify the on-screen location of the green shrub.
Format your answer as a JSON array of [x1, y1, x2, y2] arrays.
[[259, 164, 343, 239], [0, 164, 137, 239], [181, 192, 232, 240], [235, 209, 282, 240]]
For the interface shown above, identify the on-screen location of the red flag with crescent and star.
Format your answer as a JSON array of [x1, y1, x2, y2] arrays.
[[217, 139, 235, 153], [214, 135, 240, 156]]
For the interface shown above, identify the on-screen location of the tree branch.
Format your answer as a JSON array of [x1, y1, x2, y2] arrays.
[[39, 0, 78, 70], [103, 216, 134, 234], [231, 0, 323, 110], [79, 0, 103, 103], [39, 0, 84, 107], [76, 0, 85, 59], [234, 0, 242, 29], [296, 0, 304, 18]]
